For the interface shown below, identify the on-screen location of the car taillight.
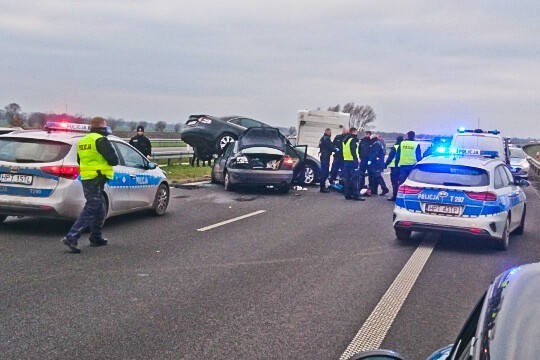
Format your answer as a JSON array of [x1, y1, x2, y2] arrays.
[[41, 165, 80, 180], [281, 156, 295, 169], [198, 117, 212, 124], [398, 185, 422, 194], [465, 191, 497, 201]]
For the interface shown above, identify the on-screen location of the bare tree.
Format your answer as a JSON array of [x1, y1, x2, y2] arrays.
[[128, 121, 138, 131], [341, 102, 376, 130], [4, 103, 24, 127], [327, 104, 341, 112], [174, 123, 182, 133], [138, 121, 148, 130], [28, 112, 48, 128], [155, 121, 167, 132]]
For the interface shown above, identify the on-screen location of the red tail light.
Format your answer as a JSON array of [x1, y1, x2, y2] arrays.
[[465, 191, 497, 201], [41, 165, 80, 180], [281, 156, 295, 169], [398, 185, 422, 194]]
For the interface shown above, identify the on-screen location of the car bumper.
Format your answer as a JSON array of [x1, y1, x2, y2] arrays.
[[392, 205, 508, 239], [227, 168, 293, 186], [180, 128, 215, 149]]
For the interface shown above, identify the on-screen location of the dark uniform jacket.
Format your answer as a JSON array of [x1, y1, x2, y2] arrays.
[[359, 136, 373, 162], [129, 135, 152, 157], [332, 133, 347, 160], [368, 139, 385, 171], [319, 134, 334, 161]]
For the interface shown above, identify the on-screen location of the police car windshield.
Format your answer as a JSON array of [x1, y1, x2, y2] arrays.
[[0, 138, 71, 163], [409, 164, 489, 187]]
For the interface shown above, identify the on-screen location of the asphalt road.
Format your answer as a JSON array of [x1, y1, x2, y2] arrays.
[[1, 181, 539, 359]]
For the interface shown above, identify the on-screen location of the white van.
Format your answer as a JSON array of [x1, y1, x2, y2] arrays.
[[296, 110, 350, 158]]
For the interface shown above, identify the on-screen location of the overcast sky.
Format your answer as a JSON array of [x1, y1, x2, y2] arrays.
[[1, 1, 539, 137]]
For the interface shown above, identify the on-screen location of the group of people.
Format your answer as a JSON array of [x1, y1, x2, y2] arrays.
[[318, 128, 422, 201]]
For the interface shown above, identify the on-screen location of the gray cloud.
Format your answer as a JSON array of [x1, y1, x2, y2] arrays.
[[1, 0, 539, 137]]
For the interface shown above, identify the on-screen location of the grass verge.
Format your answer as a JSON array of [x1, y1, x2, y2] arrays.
[[157, 160, 212, 183]]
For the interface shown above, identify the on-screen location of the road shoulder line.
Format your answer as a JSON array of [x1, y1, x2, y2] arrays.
[[197, 210, 267, 232]]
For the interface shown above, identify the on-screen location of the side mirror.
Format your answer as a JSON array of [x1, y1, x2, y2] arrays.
[[147, 161, 158, 170], [515, 178, 530, 187], [425, 344, 453, 360], [346, 349, 405, 360]]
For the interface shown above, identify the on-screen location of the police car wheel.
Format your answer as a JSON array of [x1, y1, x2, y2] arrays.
[[0, 215, 6, 224], [153, 184, 170, 216], [495, 217, 510, 251], [303, 164, 316, 185], [514, 205, 526, 235], [395, 229, 411, 241]]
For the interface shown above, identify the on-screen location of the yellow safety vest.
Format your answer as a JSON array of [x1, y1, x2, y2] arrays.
[[388, 144, 399, 168], [342, 138, 358, 161], [78, 133, 114, 180], [398, 140, 419, 166]]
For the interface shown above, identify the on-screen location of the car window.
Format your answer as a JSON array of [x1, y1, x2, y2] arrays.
[[493, 167, 505, 189], [114, 142, 147, 169], [0, 138, 71, 163], [408, 164, 489, 187], [223, 142, 235, 157], [452, 135, 504, 158], [501, 166, 514, 185], [449, 293, 486, 360], [239, 118, 264, 128], [509, 148, 526, 159]]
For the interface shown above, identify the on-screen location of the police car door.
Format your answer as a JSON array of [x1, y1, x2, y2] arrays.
[[493, 165, 519, 229], [112, 142, 154, 209], [500, 165, 524, 229]]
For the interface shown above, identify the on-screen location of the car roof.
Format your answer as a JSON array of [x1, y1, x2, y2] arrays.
[[476, 262, 540, 359], [0, 129, 125, 144], [453, 132, 502, 139], [418, 155, 503, 169]]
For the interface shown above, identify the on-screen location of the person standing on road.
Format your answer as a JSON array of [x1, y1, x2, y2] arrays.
[[395, 130, 422, 185], [358, 130, 373, 193], [342, 128, 365, 201], [61, 117, 119, 254], [129, 125, 152, 159], [367, 134, 389, 196], [318, 128, 334, 192], [385, 135, 403, 201], [329, 127, 349, 183]]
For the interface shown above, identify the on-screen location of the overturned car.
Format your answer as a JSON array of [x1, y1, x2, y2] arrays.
[[211, 127, 307, 193]]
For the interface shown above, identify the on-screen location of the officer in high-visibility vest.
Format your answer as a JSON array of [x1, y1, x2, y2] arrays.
[[62, 117, 119, 253], [395, 130, 422, 185], [341, 127, 365, 201], [384, 135, 403, 201]]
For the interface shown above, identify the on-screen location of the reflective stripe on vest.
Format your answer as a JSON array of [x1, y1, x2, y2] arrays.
[[398, 140, 419, 166], [78, 133, 114, 180], [342, 138, 358, 161], [388, 144, 399, 168]]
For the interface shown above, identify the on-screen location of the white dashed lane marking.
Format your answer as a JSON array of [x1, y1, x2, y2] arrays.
[[340, 238, 437, 360], [197, 210, 267, 232]]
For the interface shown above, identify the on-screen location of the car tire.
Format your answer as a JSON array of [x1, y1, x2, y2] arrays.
[[0, 215, 6, 224], [224, 172, 234, 192], [217, 133, 236, 153], [395, 229, 411, 241], [495, 216, 510, 250], [513, 205, 526, 235], [210, 167, 219, 184], [152, 183, 170, 216], [302, 163, 317, 186]]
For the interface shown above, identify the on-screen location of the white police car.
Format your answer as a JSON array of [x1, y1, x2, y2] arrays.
[[393, 153, 528, 250], [0, 122, 170, 223]]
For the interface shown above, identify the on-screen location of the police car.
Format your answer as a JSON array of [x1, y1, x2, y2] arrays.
[[0, 122, 170, 224], [393, 152, 528, 250]]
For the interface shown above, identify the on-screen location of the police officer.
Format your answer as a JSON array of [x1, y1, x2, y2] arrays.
[[368, 133, 389, 196], [318, 128, 334, 192], [342, 128, 365, 201], [129, 125, 152, 159], [385, 135, 403, 201], [395, 130, 422, 185], [61, 117, 119, 253], [329, 127, 349, 183], [358, 130, 373, 192]]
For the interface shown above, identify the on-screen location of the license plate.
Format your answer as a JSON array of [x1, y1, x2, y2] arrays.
[[425, 204, 461, 215], [0, 173, 33, 185]]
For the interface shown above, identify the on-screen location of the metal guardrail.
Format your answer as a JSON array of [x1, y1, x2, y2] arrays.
[[522, 143, 540, 178], [151, 146, 194, 165]]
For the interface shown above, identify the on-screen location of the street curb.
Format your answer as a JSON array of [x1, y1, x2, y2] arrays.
[[171, 176, 211, 187]]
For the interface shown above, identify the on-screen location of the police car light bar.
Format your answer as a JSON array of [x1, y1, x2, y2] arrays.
[[45, 122, 91, 132], [456, 127, 500, 135]]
